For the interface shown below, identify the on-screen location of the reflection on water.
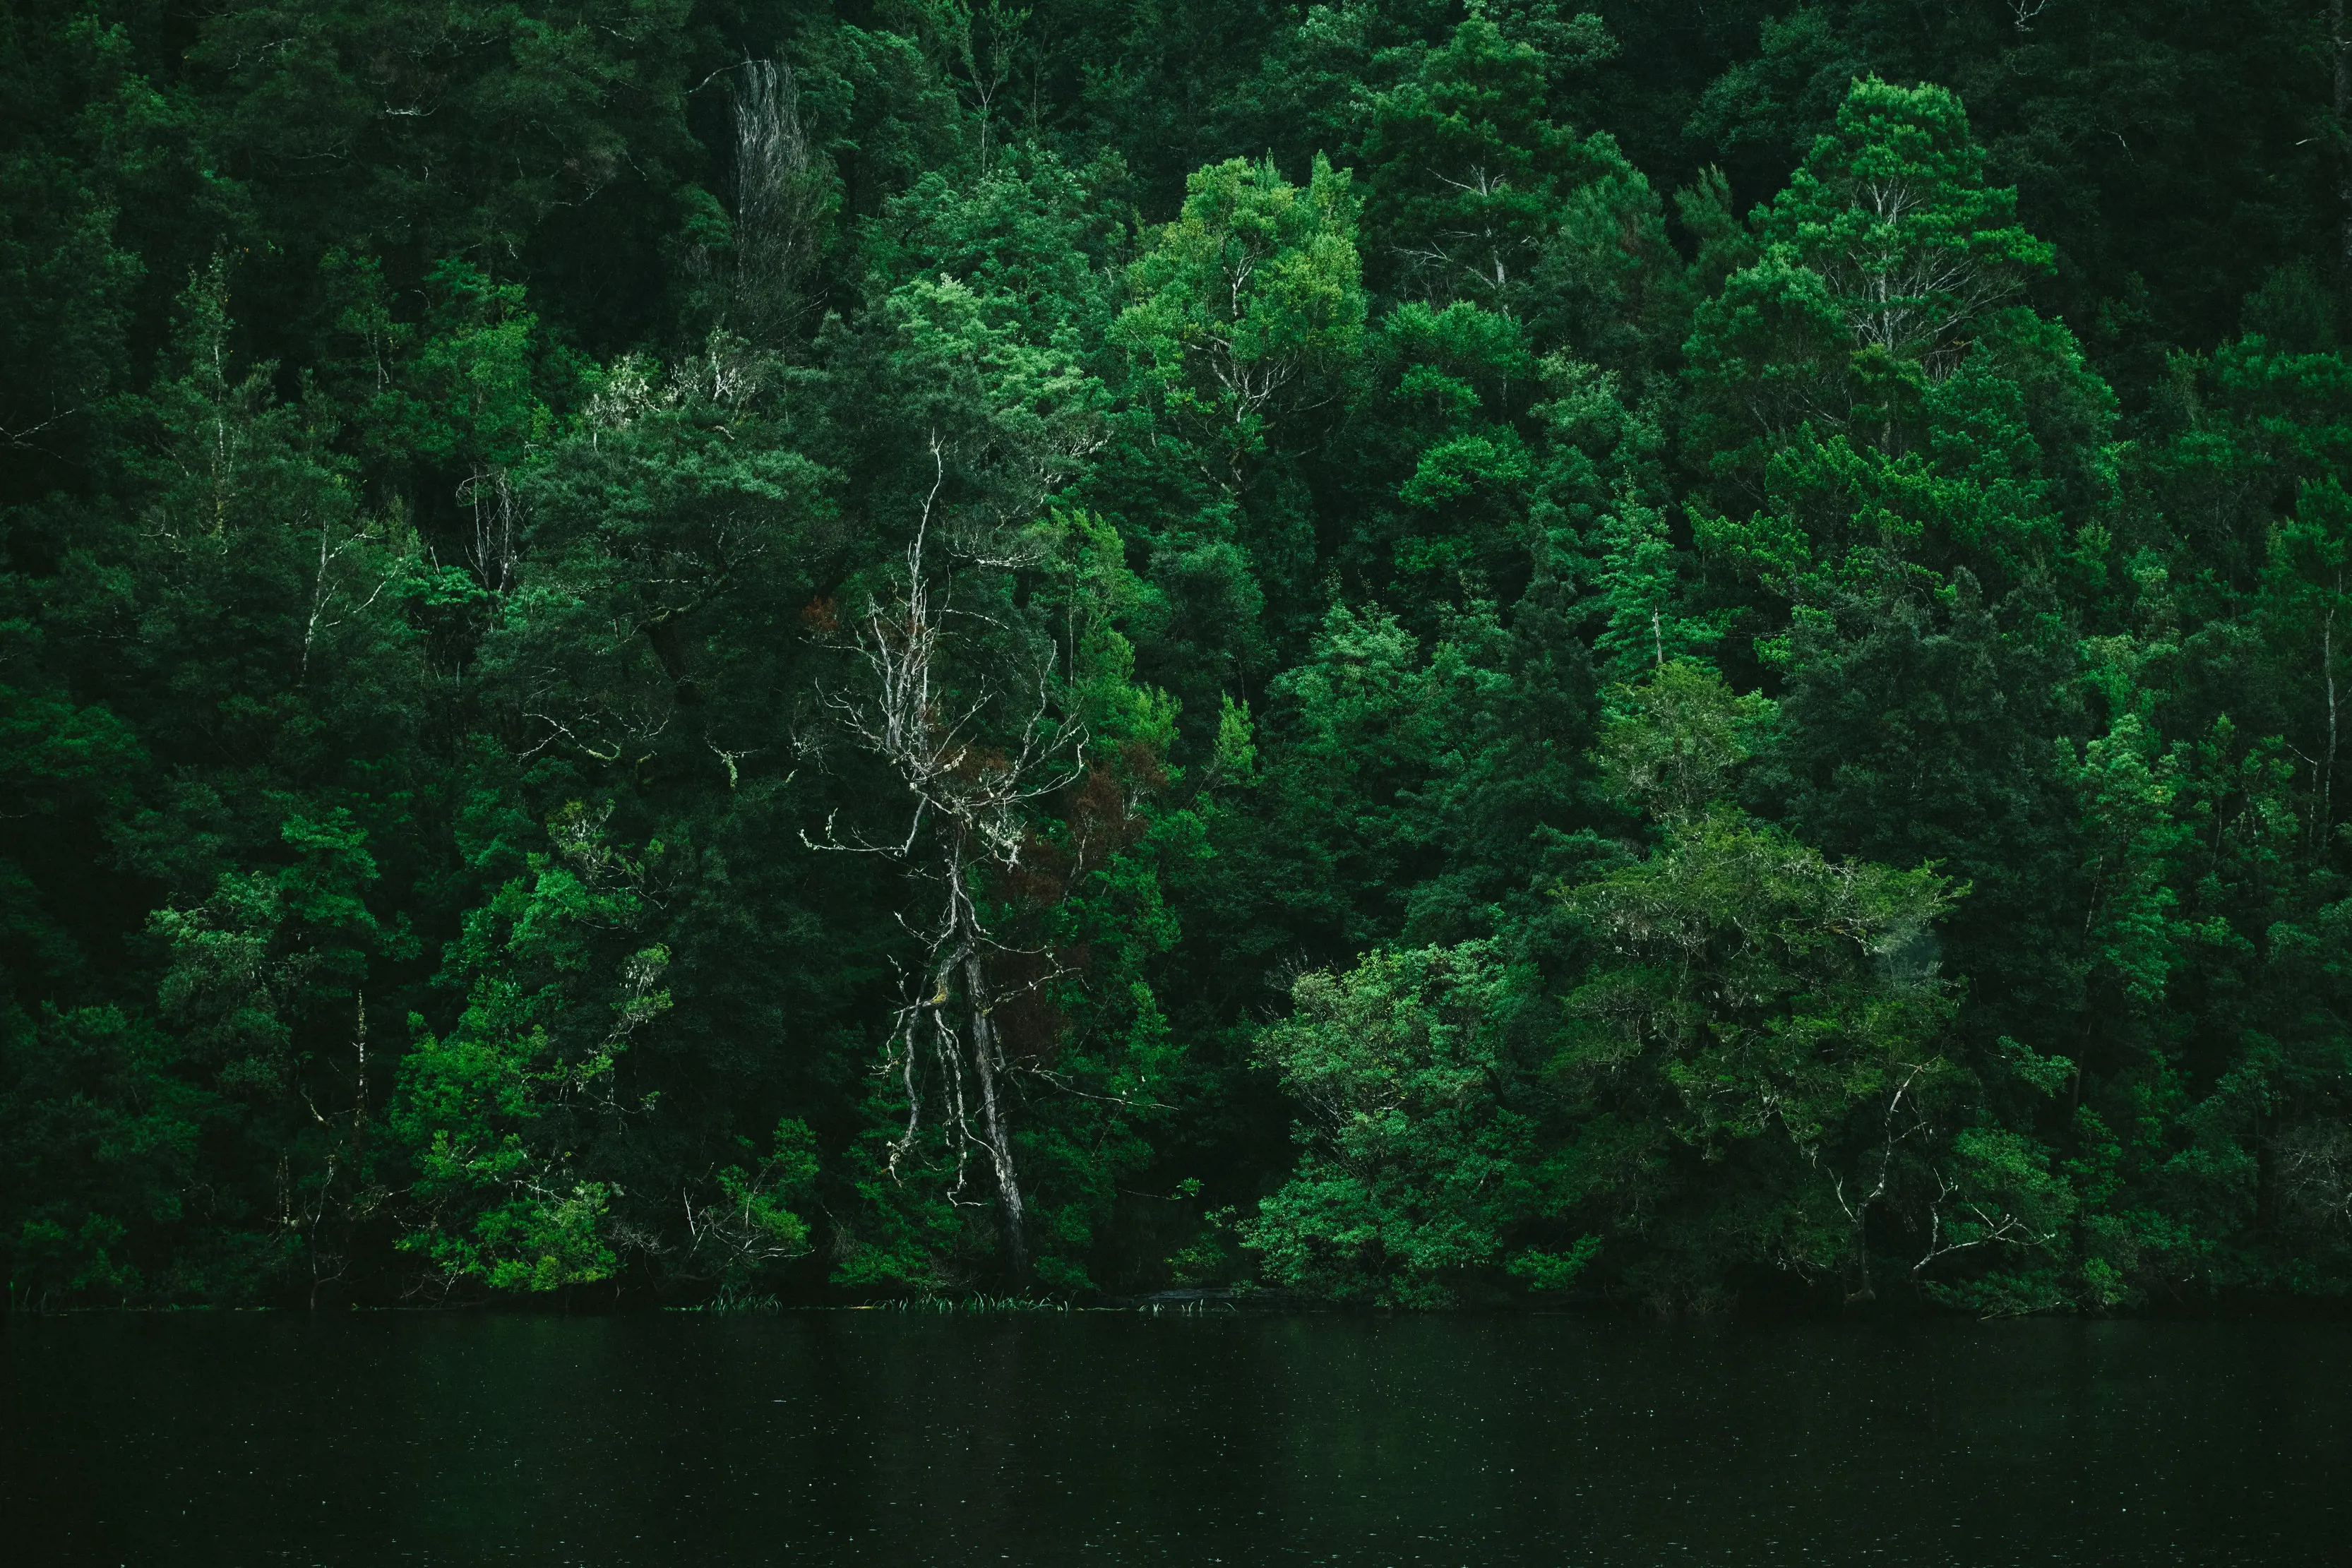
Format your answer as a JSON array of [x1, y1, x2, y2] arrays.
[[6, 1312, 2347, 1564]]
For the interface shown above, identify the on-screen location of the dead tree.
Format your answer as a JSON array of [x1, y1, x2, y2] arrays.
[[808, 441, 1082, 1277], [729, 59, 824, 343]]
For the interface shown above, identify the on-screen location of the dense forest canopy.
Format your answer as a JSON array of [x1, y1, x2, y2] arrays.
[[7, 0, 2352, 1313]]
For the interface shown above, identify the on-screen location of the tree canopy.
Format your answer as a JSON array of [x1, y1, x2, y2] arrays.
[[7, 0, 2352, 1313]]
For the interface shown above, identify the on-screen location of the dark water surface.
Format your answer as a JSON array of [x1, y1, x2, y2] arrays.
[[6, 1313, 2346, 1565]]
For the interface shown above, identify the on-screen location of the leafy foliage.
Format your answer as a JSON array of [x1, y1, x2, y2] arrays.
[[6, 2, 2352, 1312]]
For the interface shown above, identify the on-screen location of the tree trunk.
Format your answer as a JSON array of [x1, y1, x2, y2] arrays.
[[963, 946, 1029, 1281], [948, 845, 1029, 1281]]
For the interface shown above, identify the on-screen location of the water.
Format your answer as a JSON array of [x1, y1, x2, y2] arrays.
[[6, 1312, 2346, 1565]]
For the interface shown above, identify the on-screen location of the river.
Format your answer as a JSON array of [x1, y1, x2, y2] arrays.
[[6, 1312, 2347, 1564]]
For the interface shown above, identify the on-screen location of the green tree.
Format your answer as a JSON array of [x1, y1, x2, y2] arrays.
[[1246, 941, 1552, 1307], [1554, 663, 2043, 1305], [391, 804, 676, 1295], [1116, 154, 1366, 497]]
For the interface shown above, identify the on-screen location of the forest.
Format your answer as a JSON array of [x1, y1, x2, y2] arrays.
[[6, 0, 2352, 1315]]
